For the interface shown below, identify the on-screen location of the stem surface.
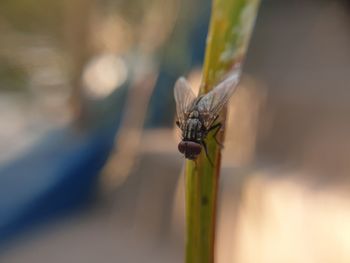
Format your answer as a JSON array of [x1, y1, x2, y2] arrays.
[[185, 0, 260, 262]]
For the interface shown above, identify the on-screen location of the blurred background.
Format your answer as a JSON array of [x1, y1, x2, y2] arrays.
[[1, 0, 350, 262]]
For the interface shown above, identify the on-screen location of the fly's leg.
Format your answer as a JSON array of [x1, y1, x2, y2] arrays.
[[208, 122, 224, 148], [201, 141, 214, 166]]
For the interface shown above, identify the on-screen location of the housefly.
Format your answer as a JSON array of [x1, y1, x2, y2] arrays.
[[174, 70, 240, 162]]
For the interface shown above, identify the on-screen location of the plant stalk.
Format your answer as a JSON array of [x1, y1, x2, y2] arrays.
[[185, 0, 260, 262]]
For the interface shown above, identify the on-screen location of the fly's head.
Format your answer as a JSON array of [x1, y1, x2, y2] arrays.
[[178, 140, 202, 160]]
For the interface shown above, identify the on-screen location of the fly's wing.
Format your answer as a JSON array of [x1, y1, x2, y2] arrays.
[[197, 70, 240, 128], [174, 77, 196, 128]]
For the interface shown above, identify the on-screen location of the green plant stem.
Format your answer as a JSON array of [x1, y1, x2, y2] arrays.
[[185, 0, 260, 262]]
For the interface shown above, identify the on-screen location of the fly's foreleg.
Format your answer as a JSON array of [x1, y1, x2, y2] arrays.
[[201, 140, 214, 166], [208, 122, 224, 148]]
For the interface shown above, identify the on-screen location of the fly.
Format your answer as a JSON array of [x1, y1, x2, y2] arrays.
[[174, 69, 241, 163]]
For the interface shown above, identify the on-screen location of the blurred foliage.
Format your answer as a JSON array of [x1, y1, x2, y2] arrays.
[[0, 0, 63, 34], [0, 0, 211, 131], [0, 59, 27, 91]]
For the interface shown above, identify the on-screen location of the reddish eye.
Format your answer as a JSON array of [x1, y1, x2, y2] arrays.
[[187, 142, 201, 155], [178, 141, 202, 159], [178, 141, 186, 153]]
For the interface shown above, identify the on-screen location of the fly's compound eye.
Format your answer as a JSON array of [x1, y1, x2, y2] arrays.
[[187, 141, 202, 156], [178, 141, 202, 159], [178, 141, 186, 153]]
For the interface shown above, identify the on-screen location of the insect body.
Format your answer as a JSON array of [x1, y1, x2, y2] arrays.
[[177, 107, 205, 160], [174, 70, 241, 161]]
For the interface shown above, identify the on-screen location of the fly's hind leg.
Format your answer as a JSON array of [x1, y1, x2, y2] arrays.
[[208, 122, 224, 148]]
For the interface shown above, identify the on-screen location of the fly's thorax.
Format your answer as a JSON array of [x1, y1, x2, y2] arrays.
[[183, 110, 205, 142]]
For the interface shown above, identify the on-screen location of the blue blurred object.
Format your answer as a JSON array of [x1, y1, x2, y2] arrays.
[[145, 1, 210, 127], [0, 86, 127, 243]]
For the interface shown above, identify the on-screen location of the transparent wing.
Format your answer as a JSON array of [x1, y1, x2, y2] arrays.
[[174, 77, 196, 127], [197, 70, 241, 128]]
